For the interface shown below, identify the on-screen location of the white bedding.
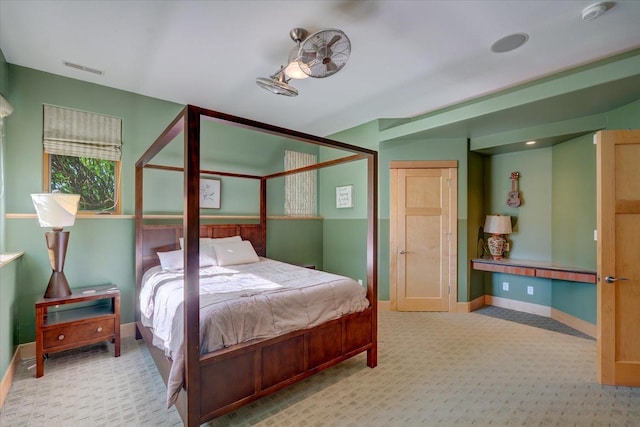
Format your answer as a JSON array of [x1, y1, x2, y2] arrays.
[[139, 257, 369, 406]]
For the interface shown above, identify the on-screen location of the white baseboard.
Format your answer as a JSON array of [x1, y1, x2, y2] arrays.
[[0, 342, 22, 409], [1, 322, 137, 409], [551, 308, 596, 338], [484, 295, 551, 317]]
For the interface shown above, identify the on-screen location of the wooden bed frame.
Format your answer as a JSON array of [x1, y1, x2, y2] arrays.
[[135, 105, 378, 426]]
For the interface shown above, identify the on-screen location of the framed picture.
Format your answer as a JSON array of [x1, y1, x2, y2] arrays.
[[200, 178, 220, 209], [336, 185, 354, 208]]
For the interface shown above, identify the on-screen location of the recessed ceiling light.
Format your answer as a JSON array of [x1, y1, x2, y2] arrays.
[[490, 33, 529, 53], [526, 141, 536, 145], [582, 2, 614, 21]]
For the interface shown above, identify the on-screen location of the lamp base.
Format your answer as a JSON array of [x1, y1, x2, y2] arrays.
[[44, 272, 72, 298], [487, 234, 507, 260]]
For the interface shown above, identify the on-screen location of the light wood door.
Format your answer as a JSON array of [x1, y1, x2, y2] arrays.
[[390, 162, 457, 312], [597, 130, 640, 386]]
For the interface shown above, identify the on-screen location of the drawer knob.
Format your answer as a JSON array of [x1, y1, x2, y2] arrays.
[[96, 326, 103, 332], [58, 334, 65, 340]]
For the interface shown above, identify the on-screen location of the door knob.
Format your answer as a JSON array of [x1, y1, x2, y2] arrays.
[[400, 250, 406, 254], [605, 276, 629, 283]]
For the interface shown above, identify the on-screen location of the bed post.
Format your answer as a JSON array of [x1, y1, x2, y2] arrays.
[[260, 177, 267, 252], [367, 152, 378, 368], [134, 164, 143, 339], [184, 105, 202, 427]]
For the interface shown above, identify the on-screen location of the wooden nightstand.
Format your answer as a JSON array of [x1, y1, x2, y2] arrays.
[[35, 284, 121, 378]]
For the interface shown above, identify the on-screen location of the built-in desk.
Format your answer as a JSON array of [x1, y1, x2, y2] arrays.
[[471, 258, 597, 284]]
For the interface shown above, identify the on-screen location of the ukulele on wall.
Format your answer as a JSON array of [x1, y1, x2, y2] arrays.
[[507, 172, 521, 207]]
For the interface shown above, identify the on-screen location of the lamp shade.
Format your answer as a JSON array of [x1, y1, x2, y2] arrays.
[[31, 193, 80, 228], [484, 215, 512, 234]]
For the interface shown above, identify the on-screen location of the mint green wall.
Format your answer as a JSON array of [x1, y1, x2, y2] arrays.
[[5, 65, 184, 214], [552, 281, 597, 324], [3, 65, 183, 344], [323, 219, 368, 283], [379, 137, 469, 302], [318, 129, 374, 290], [606, 98, 640, 128], [7, 218, 134, 343], [0, 257, 21, 386], [0, 48, 13, 379], [318, 130, 471, 302], [266, 219, 323, 268], [2, 65, 324, 346], [484, 148, 553, 260], [481, 145, 596, 322], [485, 273, 552, 307], [552, 135, 596, 269], [480, 95, 639, 325], [468, 151, 485, 300], [1, 48, 8, 253], [0, 49, 7, 95]]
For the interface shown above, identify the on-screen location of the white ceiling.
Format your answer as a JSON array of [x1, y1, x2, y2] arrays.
[[1, 0, 640, 137]]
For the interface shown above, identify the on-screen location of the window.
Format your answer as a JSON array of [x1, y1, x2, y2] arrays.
[[43, 105, 122, 213], [284, 150, 317, 216]]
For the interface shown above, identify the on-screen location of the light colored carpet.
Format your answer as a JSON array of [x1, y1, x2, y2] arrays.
[[1, 311, 639, 426]]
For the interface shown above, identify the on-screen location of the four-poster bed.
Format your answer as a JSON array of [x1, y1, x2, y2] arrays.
[[135, 105, 378, 426]]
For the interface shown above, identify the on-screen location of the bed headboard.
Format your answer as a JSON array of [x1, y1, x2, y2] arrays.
[[141, 223, 265, 272]]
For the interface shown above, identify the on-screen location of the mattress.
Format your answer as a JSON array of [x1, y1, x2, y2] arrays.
[[139, 257, 369, 405]]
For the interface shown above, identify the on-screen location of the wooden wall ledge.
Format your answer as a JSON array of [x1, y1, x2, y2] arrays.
[[471, 258, 596, 284], [0, 252, 24, 268]]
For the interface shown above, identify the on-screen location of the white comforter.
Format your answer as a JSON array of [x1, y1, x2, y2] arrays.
[[139, 258, 369, 406]]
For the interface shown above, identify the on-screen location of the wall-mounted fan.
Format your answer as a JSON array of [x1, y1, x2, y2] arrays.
[[255, 67, 298, 97], [296, 28, 351, 78], [256, 27, 351, 96]]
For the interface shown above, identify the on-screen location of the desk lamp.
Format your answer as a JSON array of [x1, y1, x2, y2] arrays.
[[484, 214, 512, 260], [31, 192, 80, 298]]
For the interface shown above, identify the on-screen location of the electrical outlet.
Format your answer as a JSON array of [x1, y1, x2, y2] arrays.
[[505, 242, 510, 252], [527, 286, 534, 295], [358, 279, 363, 286], [502, 282, 509, 291]]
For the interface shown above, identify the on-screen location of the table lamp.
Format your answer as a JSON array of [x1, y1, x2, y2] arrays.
[[484, 214, 512, 260], [31, 192, 80, 298]]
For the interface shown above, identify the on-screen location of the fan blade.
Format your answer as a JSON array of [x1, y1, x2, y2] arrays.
[[327, 34, 341, 48], [325, 61, 338, 73], [299, 50, 317, 63]]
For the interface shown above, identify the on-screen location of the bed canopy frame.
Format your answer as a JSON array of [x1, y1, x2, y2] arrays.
[[134, 105, 378, 426]]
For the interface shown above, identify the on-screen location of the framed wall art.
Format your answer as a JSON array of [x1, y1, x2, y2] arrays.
[[336, 185, 354, 208], [200, 178, 220, 209]]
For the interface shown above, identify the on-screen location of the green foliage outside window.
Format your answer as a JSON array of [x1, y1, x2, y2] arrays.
[[50, 154, 116, 212]]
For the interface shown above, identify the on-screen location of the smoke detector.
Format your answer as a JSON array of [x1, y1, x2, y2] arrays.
[[582, 2, 614, 21]]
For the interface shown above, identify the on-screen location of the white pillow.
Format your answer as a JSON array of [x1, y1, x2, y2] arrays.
[[212, 240, 260, 266], [179, 235, 242, 248], [157, 249, 216, 271], [178, 236, 241, 265]]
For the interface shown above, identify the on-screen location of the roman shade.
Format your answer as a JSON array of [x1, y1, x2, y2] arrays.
[[43, 104, 122, 161], [284, 150, 316, 216]]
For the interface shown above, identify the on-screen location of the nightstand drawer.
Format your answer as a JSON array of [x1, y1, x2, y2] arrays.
[[42, 318, 115, 350]]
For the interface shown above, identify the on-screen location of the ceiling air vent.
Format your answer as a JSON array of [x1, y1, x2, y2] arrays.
[[63, 61, 104, 76]]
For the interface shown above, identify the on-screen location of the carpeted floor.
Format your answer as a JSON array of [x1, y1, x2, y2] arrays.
[[473, 305, 595, 340], [1, 310, 638, 426]]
